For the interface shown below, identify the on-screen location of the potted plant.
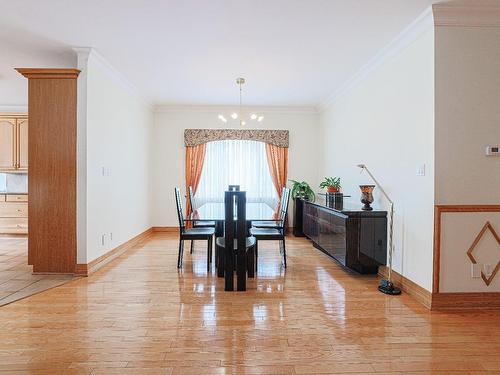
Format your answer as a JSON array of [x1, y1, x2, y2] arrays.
[[319, 176, 341, 193], [289, 179, 315, 237], [289, 180, 315, 201]]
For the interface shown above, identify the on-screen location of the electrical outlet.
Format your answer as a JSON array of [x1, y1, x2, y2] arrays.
[[484, 263, 493, 277], [416, 164, 426, 176], [101, 234, 105, 246], [471, 263, 482, 278]]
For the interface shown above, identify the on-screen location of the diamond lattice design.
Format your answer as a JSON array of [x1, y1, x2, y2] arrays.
[[466, 221, 500, 286]]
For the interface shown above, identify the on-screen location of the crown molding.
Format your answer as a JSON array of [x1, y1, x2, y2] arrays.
[[0, 105, 28, 113], [318, 6, 434, 112], [154, 104, 319, 114], [73, 47, 153, 109], [16, 68, 80, 79], [433, 2, 500, 27]]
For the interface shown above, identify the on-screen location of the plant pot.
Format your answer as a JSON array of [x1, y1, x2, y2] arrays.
[[326, 186, 339, 193]]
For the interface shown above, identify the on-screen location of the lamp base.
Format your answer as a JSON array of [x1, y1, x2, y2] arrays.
[[378, 279, 401, 295]]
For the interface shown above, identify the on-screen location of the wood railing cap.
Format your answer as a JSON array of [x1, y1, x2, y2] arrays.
[[15, 68, 81, 79]]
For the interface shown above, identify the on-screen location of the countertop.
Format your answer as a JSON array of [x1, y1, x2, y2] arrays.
[[0, 192, 28, 195]]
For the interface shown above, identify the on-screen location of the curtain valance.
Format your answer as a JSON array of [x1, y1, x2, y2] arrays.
[[184, 129, 289, 148]]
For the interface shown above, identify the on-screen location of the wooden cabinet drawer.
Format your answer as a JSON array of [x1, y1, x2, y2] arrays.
[[0, 202, 28, 217], [0, 217, 28, 234], [6, 194, 28, 202], [0, 194, 5, 202]]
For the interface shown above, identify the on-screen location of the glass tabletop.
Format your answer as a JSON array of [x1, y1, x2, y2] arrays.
[[188, 202, 277, 222]]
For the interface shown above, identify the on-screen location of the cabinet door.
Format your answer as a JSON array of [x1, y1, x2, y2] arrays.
[[0, 119, 16, 170], [17, 119, 28, 169]]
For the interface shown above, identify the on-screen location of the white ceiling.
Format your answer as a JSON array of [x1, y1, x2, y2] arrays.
[[0, 0, 439, 107]]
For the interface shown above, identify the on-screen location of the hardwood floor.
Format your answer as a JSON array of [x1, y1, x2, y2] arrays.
[[0, 236, 75, 306], [0, 232, 499, 374]]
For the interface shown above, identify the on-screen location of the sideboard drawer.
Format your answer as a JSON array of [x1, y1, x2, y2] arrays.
[[0, 194, 5, 202], [0, 218, 28, 234], [0, 202, 28, 217], [6, 194, 28, 202]]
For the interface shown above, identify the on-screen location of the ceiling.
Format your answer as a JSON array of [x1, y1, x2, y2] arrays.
[[0, 0, 439, 107]]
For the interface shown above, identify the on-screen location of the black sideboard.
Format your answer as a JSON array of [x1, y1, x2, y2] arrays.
[[300, 197, 387, 274]]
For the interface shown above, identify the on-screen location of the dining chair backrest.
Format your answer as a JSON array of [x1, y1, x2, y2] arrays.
[[187, 186, 195, 211], [278, 187, 290, 228], [174, 187, 185, 232], [224, 190, 247, 290], [228, 185, 240, 191]]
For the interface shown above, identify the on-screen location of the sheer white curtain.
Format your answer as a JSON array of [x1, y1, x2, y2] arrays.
[[195, 140, 277, 206]]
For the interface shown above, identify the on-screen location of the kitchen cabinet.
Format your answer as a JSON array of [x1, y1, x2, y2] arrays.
[[0, 114, 28, 171], [0, 194, 28, 234]]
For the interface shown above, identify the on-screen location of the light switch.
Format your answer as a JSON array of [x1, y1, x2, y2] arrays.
[[471, 263, 481, 278], [416, 164, 425, 176]]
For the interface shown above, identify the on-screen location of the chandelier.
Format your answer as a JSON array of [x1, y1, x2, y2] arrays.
[[218, 78, 264, 126]]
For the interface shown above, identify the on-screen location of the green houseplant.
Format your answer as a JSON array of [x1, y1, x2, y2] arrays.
[[289, 179, 315, 201], [319, 176, 341, 193]]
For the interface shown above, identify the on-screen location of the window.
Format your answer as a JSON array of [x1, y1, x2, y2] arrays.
[[0, 173, 5, 192], [195, 140, 277, 206]]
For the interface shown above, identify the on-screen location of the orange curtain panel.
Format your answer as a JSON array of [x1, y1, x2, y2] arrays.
[[185, 144, 206, 215], [265, 143, 289, 199]]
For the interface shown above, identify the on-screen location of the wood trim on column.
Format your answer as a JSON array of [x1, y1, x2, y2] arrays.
[[16, 68, 81, 79], [433, 205, 500, 293], [17, 67, 80, 274]]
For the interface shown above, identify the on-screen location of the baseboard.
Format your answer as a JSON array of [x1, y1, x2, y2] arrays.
[[152, 226, 178, 233], [378, 266, 433, 309], [75, 227, 153, 276], [378, 266, 500, 310], [431, 292, 500, 310]]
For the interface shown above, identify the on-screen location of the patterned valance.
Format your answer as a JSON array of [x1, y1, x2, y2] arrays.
[[184, 129, 289, 148]]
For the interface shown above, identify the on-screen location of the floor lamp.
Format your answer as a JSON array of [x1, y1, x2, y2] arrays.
[[357, 164, 401, 295]]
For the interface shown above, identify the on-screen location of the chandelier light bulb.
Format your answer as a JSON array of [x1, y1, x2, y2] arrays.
[[217, 78, 264, 125]]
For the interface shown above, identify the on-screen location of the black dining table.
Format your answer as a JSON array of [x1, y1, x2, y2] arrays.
[[187, 202, 277, 278]]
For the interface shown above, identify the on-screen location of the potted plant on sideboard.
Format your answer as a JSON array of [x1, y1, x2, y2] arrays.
[[319, 176, 341, 193], [289, 180, 315, 237]]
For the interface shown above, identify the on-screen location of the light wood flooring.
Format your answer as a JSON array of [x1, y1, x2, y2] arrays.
[[0, 232, 499, 374], [0, 236, 75, 306]]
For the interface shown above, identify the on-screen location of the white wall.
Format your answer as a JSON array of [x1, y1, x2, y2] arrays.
[[435, 25, 500, 292], [83, 54, 154, 263], [318, 28, 435, 291], [435, 26, 500, 205], [152, 108, 319, 226]]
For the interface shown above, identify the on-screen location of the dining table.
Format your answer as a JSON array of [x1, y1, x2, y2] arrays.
[[187, 201, 278, 278]]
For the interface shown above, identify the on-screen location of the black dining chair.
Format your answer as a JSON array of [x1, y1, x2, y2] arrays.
[[228, 185, 240, 191], [187, 186, 216, 254], [215, 190, 256, 291], [250, 187, 290, 269], [175, 187, 215, 272], [252, 187, 290, 229]]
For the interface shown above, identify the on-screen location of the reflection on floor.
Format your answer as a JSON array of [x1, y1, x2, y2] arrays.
[[0, 233, 499, 374], [0, 236, 75, 306]]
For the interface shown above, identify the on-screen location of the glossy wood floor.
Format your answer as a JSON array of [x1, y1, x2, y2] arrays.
[[0, 236, 75, 306], [0, 233, 499, 374]]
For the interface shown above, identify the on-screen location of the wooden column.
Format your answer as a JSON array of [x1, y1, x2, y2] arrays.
[[16, 68, 80, 274]]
